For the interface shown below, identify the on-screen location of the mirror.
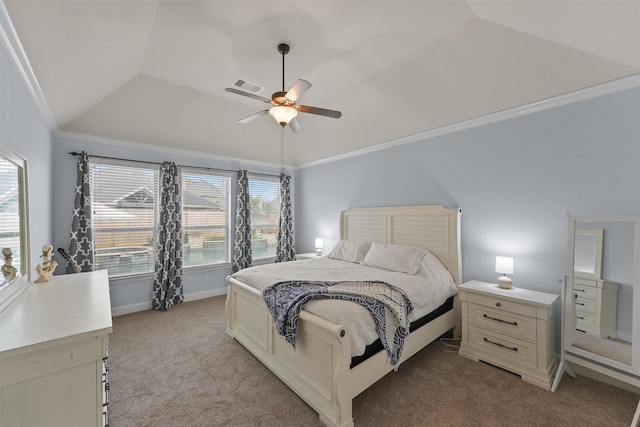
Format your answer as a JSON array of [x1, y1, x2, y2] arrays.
[[566, 217, 638, 375], [574, 228, 603, 280], [0, 141, 30, 313]]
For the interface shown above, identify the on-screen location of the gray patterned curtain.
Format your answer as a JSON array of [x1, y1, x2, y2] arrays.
[[152, 162, 183, 311], [232, 170, 252, 272], [276, 174, 296, 262], [68, 151, 94, 273]]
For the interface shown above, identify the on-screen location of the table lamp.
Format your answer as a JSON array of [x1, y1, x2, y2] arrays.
[[495, 256, 514, 289]]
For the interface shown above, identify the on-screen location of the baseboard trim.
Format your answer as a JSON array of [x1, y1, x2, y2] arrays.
[[111, 287, 227, 316]]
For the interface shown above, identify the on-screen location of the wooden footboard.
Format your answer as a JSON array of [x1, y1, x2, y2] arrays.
[[226, 276, 354, 427], [226, 276, 459, 427]]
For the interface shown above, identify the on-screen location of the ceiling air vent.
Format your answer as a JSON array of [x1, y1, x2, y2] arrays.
[[232, 78, 264, 94]]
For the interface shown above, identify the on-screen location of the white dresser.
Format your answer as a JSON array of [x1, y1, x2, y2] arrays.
[[0, 270, 112, 426], [458, 280, 558, 390], [573, 277, 618, 339]]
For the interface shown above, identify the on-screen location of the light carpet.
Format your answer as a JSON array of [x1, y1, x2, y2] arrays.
[[109, 296, 639, 426]]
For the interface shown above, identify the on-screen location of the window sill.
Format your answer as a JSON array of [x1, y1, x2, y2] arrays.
[[106, 262, 233, 284]]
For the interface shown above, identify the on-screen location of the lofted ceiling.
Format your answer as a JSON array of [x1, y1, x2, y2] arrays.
[[3, 0, 640, 166]]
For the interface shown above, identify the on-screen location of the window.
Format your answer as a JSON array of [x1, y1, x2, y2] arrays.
[[248, 176, 280, 259], [0, 152, 23, 284], [90, 161, 232, 277], [182, 171, 230, 267], [91, 162, 158, 277]]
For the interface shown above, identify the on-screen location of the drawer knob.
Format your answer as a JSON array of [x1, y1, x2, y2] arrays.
[[495, 302, 502, 307]]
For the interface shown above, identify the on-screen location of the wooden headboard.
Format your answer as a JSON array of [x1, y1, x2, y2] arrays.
[[341, 205, 462, 285]]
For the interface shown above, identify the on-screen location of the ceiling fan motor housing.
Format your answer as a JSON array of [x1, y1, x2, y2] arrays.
[[272, 91, 294, 106]]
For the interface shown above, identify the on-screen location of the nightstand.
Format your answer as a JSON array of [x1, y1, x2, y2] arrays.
[[458, 280, 559, 390], [296, 253, 325, 260]]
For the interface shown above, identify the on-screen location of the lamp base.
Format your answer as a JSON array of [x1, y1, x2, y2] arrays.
[[497, 276, 512, 289], [315, 249, 323, 256]]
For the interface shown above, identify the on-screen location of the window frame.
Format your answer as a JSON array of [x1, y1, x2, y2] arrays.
[[247, 174, 281, 261], [180, 168, 232, 269]]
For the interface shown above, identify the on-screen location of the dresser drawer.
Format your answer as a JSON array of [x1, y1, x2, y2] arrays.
[[573, 283, 597, 301], [466, 293, 536, 317], [467, 303, 537, 342], [576, 311, 595, 327], [574, 297, 596, 315], [468, 325, 538, 370]]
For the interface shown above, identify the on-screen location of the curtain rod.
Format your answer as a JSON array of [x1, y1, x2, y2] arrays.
[[68, 151, 282, 178]]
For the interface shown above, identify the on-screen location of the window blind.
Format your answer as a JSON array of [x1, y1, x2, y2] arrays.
[[0, 157, 21, 277], [90, 163, 159, 277]]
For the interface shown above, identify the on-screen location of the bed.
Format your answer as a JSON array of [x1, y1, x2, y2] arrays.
[[225, 205, 462, 427]]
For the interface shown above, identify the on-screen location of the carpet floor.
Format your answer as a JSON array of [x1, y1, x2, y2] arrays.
[[108, 296, 639, 426]]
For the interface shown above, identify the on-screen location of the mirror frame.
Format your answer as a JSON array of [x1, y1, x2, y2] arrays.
[[564, 216, 640, 376], [0, 141, 30, 313]]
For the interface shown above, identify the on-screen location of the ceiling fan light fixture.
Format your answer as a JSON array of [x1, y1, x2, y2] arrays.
[[269, 105, 298, 126]]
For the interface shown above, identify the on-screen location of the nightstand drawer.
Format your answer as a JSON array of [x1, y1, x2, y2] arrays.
[[466, 293, 536, 318], [468, 326, 537, 369], [467, 303, 537, 342], [573, 283, 597, 300]]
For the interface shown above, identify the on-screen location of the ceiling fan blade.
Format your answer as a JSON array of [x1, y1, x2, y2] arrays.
[[289, 117, 302, 133], [238, 110, 269, 123], [225, 87, 271, 103], [285, 79, 312, 102], [297, 105, 342, 119]]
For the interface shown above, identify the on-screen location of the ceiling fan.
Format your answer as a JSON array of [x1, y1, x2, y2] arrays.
[[225, 43, 342, 133]]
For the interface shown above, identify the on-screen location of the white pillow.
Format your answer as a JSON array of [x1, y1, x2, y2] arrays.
[[362, 242, 427, 275], [327, 240, 371, 264], [417, 251, 457, 293]]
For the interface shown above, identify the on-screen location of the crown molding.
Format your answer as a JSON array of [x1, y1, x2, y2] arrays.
[[55, 130, 289, 172], [0, 0, 58, 131], [296, 73, 640, 170]]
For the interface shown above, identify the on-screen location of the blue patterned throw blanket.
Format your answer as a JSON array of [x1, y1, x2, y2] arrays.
[[263, 280, 413, 365]]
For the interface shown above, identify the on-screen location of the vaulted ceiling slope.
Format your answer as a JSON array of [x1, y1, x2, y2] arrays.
[[3, 1, 640, 166]]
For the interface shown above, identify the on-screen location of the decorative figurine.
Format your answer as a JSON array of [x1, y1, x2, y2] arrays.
[[2, 247, 17, 282], [35, 244, 58, 283]]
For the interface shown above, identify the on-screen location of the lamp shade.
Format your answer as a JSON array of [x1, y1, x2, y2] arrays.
[[495, 256, 514, 275], [315, 238, 324, 249], [269, 106, 298, 125]]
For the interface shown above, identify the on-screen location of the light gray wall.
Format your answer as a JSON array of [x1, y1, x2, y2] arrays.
[[0, 39, 53, 272], [294, 86, 640, 341], [52, 134, 284, 313]]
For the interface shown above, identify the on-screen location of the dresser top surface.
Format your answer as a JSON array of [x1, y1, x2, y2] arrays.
[[0, 270, 112, 354], [459, 280, 559, 307]]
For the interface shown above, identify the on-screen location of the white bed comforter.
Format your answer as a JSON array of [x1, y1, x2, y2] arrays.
[[230, 257, 458, 358]]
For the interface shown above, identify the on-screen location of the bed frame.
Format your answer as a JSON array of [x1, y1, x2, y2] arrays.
[[225, 205, 462, 427]]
